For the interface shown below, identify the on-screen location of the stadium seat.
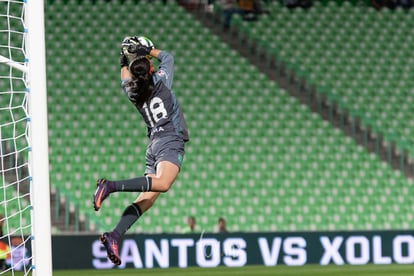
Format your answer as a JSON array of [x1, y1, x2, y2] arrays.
[[42, 0, 414, 234]]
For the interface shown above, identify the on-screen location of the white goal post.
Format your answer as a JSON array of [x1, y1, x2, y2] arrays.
[[1, 0, 52, 275], [26, 1, 53, 275]]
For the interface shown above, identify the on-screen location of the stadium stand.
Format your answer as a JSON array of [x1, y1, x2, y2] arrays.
[[230, 0, 414, 160], [41, 0, 414, 233]]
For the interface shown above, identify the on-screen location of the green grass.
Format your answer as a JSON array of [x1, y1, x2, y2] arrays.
[[3, 264, 414, 276], [49, 264, 414, 276]]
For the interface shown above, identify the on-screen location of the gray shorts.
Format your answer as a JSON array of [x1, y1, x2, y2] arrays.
[[145, 135, 185, 175]]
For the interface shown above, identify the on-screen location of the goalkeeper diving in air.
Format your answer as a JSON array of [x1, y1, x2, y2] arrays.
[[93, 35, 189, 265]]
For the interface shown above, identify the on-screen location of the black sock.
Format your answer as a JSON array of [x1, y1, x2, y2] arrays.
[[114, 176, 152, 192], [114, 203, 142, 236]]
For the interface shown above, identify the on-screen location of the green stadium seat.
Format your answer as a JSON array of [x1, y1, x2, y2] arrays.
[[42, 0, 414, 234]]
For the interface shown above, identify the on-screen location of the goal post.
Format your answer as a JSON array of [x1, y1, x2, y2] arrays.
[[26, 0, 53, 275], [0, 0, 52, 275]]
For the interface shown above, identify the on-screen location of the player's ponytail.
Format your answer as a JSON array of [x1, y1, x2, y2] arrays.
[[126, 56, 154, 106]]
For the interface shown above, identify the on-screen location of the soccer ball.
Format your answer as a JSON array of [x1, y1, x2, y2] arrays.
[[122, 35, 155, 62], [134, 36, 154, 60], [136, 36, 154, 49]]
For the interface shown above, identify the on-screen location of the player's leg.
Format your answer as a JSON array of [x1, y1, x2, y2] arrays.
[[133, 191, 160, 213], [93, 137, 184, 211], [93, 161, 179, 210], [145, 160, 180, 192], [109, 161, 179, 192], [93, 176, 152, 211], [111, 161, 179, 236], [99, 191, 161, 266], [111, 191, 160, 238], [99, 161, 180, 266]]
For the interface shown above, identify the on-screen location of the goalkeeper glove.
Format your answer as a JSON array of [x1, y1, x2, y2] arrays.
[[122, 44, 153, 64], [133, 45, 152, 56], [121, 36, 140, 64], [120, 52, 129, 68], [121, 36, 153, 63]]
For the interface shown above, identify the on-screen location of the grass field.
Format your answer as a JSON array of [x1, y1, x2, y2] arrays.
[[48, 264, 414, 276], [3, 264, 414, 276]]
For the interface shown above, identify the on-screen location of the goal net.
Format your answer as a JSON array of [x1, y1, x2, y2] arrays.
[[0, 0, 52, 275]]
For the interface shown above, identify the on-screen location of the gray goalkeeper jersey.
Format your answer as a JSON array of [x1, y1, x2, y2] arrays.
[[121, 51, 189, 142]]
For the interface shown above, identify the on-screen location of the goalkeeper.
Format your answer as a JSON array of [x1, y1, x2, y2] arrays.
[[93, 35, 189, 266]]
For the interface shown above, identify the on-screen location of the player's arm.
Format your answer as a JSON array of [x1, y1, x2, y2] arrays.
[[152, 49, 174, 89], [120, 48, 159, 81], [120, 65, 132, 81], [120, 36, 152, 80], [148, 48, 161, 59], [120, 40, 133, 81]]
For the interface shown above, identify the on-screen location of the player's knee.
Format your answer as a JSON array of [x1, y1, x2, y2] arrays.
[[158, 182, 173, 193], [158, 184, 170, 193], [151, 176, 174, 192]]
